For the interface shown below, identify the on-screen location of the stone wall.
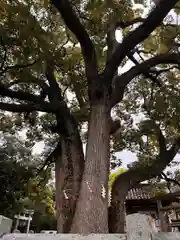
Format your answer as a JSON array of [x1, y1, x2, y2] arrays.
[[0, 216, 12, 236], [1, 214, 180, 240]]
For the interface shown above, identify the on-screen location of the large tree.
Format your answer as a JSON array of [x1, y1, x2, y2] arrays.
[[0, 0, 180, 233]]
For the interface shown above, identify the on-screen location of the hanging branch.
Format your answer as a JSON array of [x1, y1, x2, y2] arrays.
[[111, 52, 180, 107]]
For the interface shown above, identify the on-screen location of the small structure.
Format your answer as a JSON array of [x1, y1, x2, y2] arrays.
[[152, 191, 180, 232], [125, 184, 180, 232], [108, 183, 180, 233], [14, 209, 34, 233]]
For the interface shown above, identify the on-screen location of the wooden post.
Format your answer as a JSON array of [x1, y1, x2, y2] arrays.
[[157, 200, 168, 232], [14, 217, 19, 230]]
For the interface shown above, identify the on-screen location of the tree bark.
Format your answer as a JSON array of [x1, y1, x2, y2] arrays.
[[55, 150, 64, 232], [110, 170, 139, 233], [55, 114, 84, 233], [55, 139, 74, 233], [71, 104, 110, 233], [109, 200, 126, 233]]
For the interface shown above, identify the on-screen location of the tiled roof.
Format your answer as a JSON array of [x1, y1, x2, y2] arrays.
[[108, 184, 153, 205], [126, 186, 152, 200]]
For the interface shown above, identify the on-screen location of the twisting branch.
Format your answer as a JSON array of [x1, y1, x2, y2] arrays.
[[142, 80, 180, 157], [0, 78, 58, 113], [106, 18, 143, 66], [37, 141, 61, 176], [0, 58, 37, 77], [106, 25, 118, 62], [136, 49, 156, 57], [104, 0, 179, 82], [1, 60, 37, 74], [143, 99, 166, 153], [45, 61, 64, 105], [167, 136, 180, 160], [45, 62, 60, 94], [51, 0, 99, 86], [9, 78, 50, 98], [0, 82, 46, 104], [150, 66, 180, 75], [0, 101, 57, 113], [127, 53, 161, 86], [110, 132, 180, 233], [45, 62, 76, 137], [111, 52, 180, 107], [161, 172, 180, 187], [116, 18, 144, 29], [154, 124, 166, 153]]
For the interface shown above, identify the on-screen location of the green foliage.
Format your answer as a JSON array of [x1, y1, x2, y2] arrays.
[[148, 167, 180, 197], [151, 181, 168, 196], [108, 168, 126, 190], [22, 172, 55, 215], [0, 0, 179, 158], [20, 174, 56, 232], [0, 134, 34, 218], [0, 131, 55, 232], [0, 1, 179, 222], [31, 211, 56, 232]]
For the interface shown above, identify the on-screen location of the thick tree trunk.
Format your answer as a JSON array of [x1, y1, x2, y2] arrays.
[[110, 171, 137, 233], [55, 149, 64, 232], [109, 200, 126, 233], [55, 115, 84, 233], [71, 104, 110, 233]]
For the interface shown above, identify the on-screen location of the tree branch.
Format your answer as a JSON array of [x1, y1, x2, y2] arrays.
[[106, 18, 144, 62], [0, 101, 57, 113], [106, 25, 118, 62], [154, 124, 167, 153], [161, 172, 180, 187], [0, 36, 7, 71], [0, 83, 46, 104], [127, 53, 161, 86], [104, 0, 179, 82], [111, 52, 180, 107], [167, 136, 180, 160], [51, 0, 99, 85], [9, 78, 50, 99], [45, 63, 78, 137], [150, 66, 180, 75], [1, 60, 37, 73], [116, 18, 144, 29], [45, 61, 63, 103], [37, 141, 61, 176], [142, 101, 166, 152], [106, 18, 144, 64]]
